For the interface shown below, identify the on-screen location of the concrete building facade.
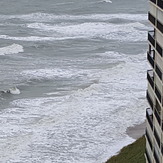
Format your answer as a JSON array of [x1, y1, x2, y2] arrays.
[[145, 0, 163, 162]]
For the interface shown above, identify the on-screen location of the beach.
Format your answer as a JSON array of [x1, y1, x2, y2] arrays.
[[127, 121, 146, 139]]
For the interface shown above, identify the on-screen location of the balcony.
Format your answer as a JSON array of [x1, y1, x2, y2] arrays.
[[155, 65, 162, 80], [158, 0, 163, 10], [146, 108, 153, 129], [155, 85, 161, 103], [156, 42, 162, 57], [147, 70, 154, 89], [148, 12, 155, 25], [154, 149, 160, 163], [147, 51, 155, 68], [145, 149, 152, 163], [154, 128, 160, 147], [161, 120, 163, 131], [146, 91, 154, 110], [148, 31, 155, 47], [157, 20, 163, 34], [154, 108, 161, 125], [146, 129, 153, 150]]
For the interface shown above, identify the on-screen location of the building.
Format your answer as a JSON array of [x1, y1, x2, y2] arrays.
[[145, 0, 163, 162]]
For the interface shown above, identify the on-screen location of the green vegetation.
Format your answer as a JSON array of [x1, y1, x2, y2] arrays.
[[106, 136, 146, 163]]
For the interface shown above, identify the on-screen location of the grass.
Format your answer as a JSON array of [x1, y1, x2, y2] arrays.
[[106, 136, 146, 163]]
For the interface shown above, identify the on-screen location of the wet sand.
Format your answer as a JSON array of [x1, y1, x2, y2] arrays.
[[126, 121, 146, 139]]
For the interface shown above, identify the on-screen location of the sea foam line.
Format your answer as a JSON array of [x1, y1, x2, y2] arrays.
[[0, 13, 147, 22]]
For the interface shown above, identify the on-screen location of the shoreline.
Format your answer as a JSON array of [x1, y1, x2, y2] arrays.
[[106, 136, 146, 163], [105, 122, 146, 163], [126, 121, 146, 139]]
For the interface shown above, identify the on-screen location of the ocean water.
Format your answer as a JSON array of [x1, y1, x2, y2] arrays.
[[0, 0, 149, 163]]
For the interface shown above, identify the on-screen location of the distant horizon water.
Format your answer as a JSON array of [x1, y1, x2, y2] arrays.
[[0, 0, 149, 162]]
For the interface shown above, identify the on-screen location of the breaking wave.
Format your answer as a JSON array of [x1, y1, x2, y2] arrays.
[[0, 22, 149, 42], [0, 44, 24, 55], [0, 13, 147, 22]]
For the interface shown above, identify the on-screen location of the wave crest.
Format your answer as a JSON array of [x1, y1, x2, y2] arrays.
[[0, 44, 24, 55]]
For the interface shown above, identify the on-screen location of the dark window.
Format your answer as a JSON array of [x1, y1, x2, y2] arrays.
[[147, 70, 154, 88], [148, 31, 155, 47], [155, 65, 162, 80], [147, 91, 154, 110], [150, 0, 156, 4], [154, 149, 160, 163], [154, 128, 160, 147], [147, 51, 154, 68], [158, 0, 163, 9], [155, 109, 161, 124], [157, 20, 163, 34], [155, 85, 161, 103], [149, 12, 155, 25], [156, 42, 162, 57]]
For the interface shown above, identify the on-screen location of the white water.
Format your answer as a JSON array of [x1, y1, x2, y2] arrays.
[[102, 0, 112, 3], [0, 44, 24, 55], [0, 13, 147, 22], [0, 51, 148, 162], [0, 21, 148, 42], [0, 5, 148, 162]]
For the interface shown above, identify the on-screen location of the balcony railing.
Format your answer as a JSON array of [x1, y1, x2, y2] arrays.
[[155, 65, 162, 80], [146, 91, 154, 110], [146, 130, 153, 150], [148, 12, 155, 25], [156, 42, 162, 57], [155, 85, 161, 103], [157, 20, 163, 34], [154, 128, 160, 147], [145, 149, 152, 163], [147, 70, 154, 89], [158, 0, 163, 9], [147, 51, 154, 68], [146, 108, 153, 129], [148, 31, 155, 47], [154, 108, 161, 124], [154, 149, 160, 163], [150, 0, 156, 3]]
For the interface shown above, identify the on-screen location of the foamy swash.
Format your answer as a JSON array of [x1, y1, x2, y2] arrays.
[[0, 51, 148, 163]]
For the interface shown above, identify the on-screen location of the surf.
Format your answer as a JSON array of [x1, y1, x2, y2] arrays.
[[0, 44, 24, 56]]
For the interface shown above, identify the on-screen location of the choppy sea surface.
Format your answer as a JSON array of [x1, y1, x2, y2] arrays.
[[0, 0, 149, 162]]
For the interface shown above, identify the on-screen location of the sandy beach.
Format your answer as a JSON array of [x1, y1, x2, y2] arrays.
[[126, 121, 146, 139]]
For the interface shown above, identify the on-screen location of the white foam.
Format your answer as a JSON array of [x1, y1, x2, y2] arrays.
[[4, 13, 147, 22], [0, 50, 148, 162], [8, 87, 20, 95], [102, 0, 112, 3], [20, 52, 126, 81], [0, 35, 84, 42], [21, 68, 82, 80], [25, 22, 149, 42], [0, 13, 149, 42], [0, 44, 24, 55]]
